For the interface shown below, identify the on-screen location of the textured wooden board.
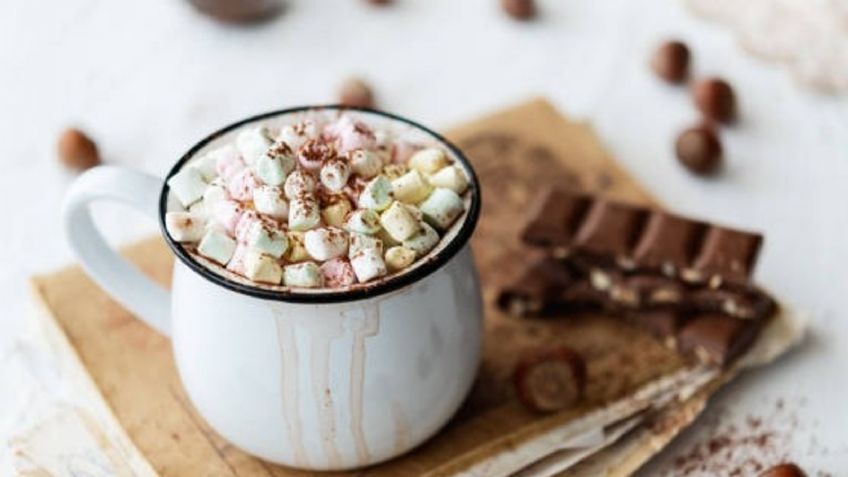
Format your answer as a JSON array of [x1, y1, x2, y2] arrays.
[[31, 99, 708, 476]]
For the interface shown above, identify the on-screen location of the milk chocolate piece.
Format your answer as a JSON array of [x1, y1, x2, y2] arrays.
[[497, 257, 572, 317], [632, 212, 706, 275], [514, 347, 586, 413], [677, 313, 762, 366], [689, 226, 763, 285], [693, 77, 737, 123], [521, 188, 588, 251], [650, 40, 690, 84], [573, 201, 646, 266], [675, 125, 723, 176], [628, 310, 685, 344]]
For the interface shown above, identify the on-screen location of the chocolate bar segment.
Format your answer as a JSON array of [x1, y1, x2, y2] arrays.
[[632, 212, 706, 276], [688, 226, 763, 285], [609, 275, 686, 309], [677, 313, 763, 366], [688, 288, 776, 320], [521, 188, 589, 251], [497, 256, 573, 317], [627, 310, 686, 345], [572, 200, 647, 266]]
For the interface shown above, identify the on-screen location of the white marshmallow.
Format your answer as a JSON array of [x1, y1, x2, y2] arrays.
[[409, 148, 449, 175], [419, 187, 465, 230], [284, 261, 323, 288], [304, 227, 349, 261], [168, 167, 207, 207], [321, 198, 352, 228], [349, 233, 383, 258], [402, 222, 440, 257], [358, 175, 393, 211], [202, 179, 230, 209], [255, 142, 295, 186], [428, 165, 469, 194], [235, 213, 288, 259], [284, 231, 311, 262], [197, 228, 237, 265], [345, 209, 381, 234], [288, 196, 321, 231], [284, 169, 316, 200], [350, 248, 387, 283], [382, 163, 408, 181], [380, 201, 421, 242], [225, 168, 260, 201], [165, 211, 206, 242], [253, 185, 288, 219], [385, 246, 416, 271], [243, 250, 283, 284], [187, 200, 210, 220], [391, 169, 432, 204], [235, 126, 272, 166], [349, 149, 383, 179], [193, 152, 221, 182], [226, 244, 249, 274], [319, 158, 351, 192], [278, 120, 320, 151]]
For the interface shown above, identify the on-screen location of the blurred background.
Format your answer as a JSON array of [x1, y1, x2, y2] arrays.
[[1, 0, 847, 473]]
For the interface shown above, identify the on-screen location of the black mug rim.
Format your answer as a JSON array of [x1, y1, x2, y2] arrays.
[[158, 105, 481, 304]]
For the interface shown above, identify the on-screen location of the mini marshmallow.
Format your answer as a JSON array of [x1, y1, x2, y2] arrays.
[[202, 179, 230, 209], [358, 175, 393, 211], [304, 227, 349, 261], [349, 233, 383, 258], [165, 211, 206, 242], [226, 168, 260, 201], [391, 169, 432, 204], [297, 139, 333, 170], [376, 227, 400, 247], [345, 209, 381, 234], [197, 228, 237, 265], [428, 165, 469, 194], [402, 222, 440, 257], [320, 158, 351, 192], [187, 200, 210, 220], [330, 117, 377, 154], [168, 167, 207, 207], [278, 120, 320, 151], [385, 246, 416, 271], [211, 200, 244, 235], [243, 249, 283, 284], [284, 169, 316, 200], [380, 201, 421, 242], [216, 150, 247, 181], [419, 187, 465, 230], [193, 152, 220, 182], [319, 258, 357, 288], [409, 148, 449, 175], [349, 149, 383, 178], [284, 261, 323, 288], [321, 198, 352, 228], [235, 213, 288, 259], [382, 164, 408, 180], [255, 142, 296, 186], [253, 185, 288, 219], [236, 126, 272, 166], [284, 231, 311, 262], [288, 196, 321, 231], [350, 248, 387, 283], [392, 141, 421, 164], [226, 244, 249, 274]]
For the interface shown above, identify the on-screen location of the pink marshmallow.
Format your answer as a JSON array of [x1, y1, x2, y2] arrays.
[[329, 117, 377, 154], [212, 200, 245, 235], [226, 168, 260, 201], [216, 152, 246, 180], [319, 258, 357, 288], [391, 141, 422, 164], [297, 139, 332, 170], [234, 210, 260, 243]]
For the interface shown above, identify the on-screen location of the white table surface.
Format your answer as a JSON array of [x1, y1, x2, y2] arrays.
[[1, 0, 846, 474]]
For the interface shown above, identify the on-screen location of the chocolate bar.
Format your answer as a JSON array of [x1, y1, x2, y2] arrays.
[[521, 188, 763, 284], [497, 187, 777, 367]]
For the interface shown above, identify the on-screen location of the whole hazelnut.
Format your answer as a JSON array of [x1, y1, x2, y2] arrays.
[[339, 77, 375, 109], [693, 77, 737, 123], [650, 40, 690, 84], [57, 128, 100, 171], [501, 0, 536, 20], [675, 124, 722, 176]]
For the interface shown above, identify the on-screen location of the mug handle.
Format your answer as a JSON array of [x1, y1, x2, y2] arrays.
[[62, 166, 171, 336]]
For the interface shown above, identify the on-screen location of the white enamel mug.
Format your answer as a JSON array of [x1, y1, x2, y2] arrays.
[[62, 107, 483, 470]]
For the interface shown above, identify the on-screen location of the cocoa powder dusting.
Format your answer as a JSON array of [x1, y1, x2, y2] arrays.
[[652, 397, 831, 476]]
